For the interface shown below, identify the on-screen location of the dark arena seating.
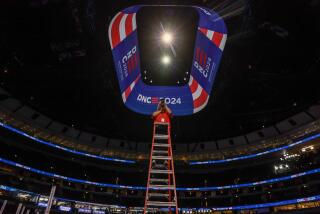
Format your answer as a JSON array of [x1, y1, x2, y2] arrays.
[[1, 0, 320, 213]]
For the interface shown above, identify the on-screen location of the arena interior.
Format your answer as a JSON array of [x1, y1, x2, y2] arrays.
[[0, 0, 320, 213]]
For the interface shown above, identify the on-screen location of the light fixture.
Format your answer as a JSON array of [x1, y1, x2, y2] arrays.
[[302, 145, 314, 152], [162, 32, 173, 44], [162, 55, 171, 65]]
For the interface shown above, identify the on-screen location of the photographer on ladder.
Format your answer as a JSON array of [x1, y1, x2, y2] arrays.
[[152, 98, 172, 123]]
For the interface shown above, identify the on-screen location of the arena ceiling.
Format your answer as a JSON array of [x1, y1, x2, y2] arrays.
[[0, 0, 319, 143]]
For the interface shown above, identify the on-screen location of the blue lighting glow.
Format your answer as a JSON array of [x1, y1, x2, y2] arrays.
[[190, 133, 320, 165], [59, 206, 71, 212], [1, 184, 320, 211], [78, 208, 93, 213], [1, 156, 320, 191], [180, 194, 320, 210], [1, 119, 319, 166], [0, 121, 135, 164], [37, 202, 48, 207], [211, 195, 320, 211]]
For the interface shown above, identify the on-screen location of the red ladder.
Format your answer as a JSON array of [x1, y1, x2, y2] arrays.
[[144, 122, 178, 214]]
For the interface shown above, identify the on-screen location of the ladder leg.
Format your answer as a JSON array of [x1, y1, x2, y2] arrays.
[[144, 124, 157, 214], [168, 125, 179, 214], [169, 172, 171, 214], [168, 156, 171, 214], [144, 122, 178, 213]]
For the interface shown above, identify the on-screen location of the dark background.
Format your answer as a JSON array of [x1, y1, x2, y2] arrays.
[[137, 6, 198, 86], [0, 0, 319, 143]]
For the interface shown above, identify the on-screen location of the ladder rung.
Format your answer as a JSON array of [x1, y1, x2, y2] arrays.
[[154, 122, 169, 126], [152, 164, 167, 169], [154, 134, 169, 140], [148, 193, 169, 197], [153, 150, 168, 154], [154, 143, 169, 147], [147, 201, 176, 207], [150, 178, 169, 183], [152, 156, 172, 160], [150, 169, 173, 174], [149, 185, 174, 189]]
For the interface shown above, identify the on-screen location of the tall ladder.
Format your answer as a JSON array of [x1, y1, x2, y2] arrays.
[[144, 122, 178, 214]]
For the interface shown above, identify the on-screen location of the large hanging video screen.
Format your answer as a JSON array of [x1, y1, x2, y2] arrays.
[[108, 5, 227, 116]]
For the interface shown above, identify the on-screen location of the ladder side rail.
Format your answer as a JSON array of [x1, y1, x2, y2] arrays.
[[144, 122, 178, 213], [167, 124, 172, 214], [143, 123, 157, 214], [168, 124, 179, 214]]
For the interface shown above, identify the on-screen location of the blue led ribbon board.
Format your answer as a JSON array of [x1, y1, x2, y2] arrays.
[[108, 6, 227, 115], [1, 184, 320, 211], [1, 156, 320, 191]]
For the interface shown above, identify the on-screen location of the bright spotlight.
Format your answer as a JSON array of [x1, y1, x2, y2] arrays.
[[162, 55, 171, 65], [162, 32, 173, 44]]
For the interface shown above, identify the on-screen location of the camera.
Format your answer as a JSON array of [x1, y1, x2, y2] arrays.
[[159, 99, 166, 111]]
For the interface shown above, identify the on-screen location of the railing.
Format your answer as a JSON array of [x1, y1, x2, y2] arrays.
[[1, 108, 320, 163], [0, 120, 135, 164], [1, 184, 320, 211], [189, 132, 320, 165], [1, 156, 320, 191], [0, 110, 146, 161]]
